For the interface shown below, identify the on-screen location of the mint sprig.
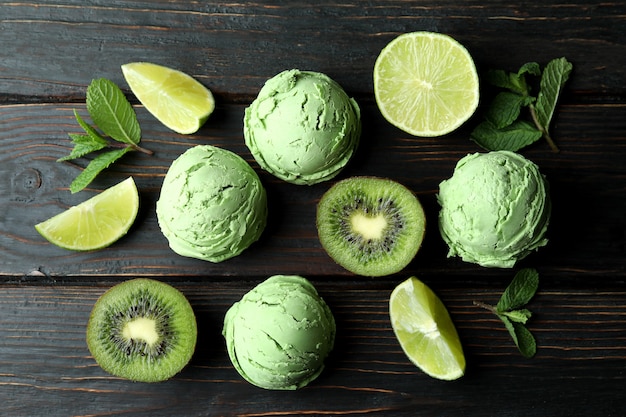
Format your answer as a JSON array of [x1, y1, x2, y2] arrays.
[[474, 268, 539, 358], [471, 57, 573, 153], [59, 78, 152, 193]]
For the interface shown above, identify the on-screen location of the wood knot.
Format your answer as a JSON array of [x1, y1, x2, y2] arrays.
[[13, 168, 42, 191]]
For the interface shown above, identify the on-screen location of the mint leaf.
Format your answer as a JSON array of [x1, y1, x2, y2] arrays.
[[486, 69, 513, 89], [73, 109, 108, 144], [58, 109, 109, 162], [486, 62, 539, 94], [474, 269, 540, 358], [517, 62, 541, 78], [500, 315, 537, 358], [486, 92, 526, 128], [534, 57, 573, 131], [59, 78, 151, 192], [471, 119, 542, 151], [476, 58, 571, 152], [502, 308, 532, 324], [496, 268, 539, 311], [86, 78, 141, 145], [486, 69, 522, 93], [57, 133, 108, 162], [69, 147, 133, 193]]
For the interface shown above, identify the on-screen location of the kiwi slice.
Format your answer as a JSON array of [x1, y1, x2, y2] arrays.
[[316, 176, 426, 277], [86, 278, 197, 382]]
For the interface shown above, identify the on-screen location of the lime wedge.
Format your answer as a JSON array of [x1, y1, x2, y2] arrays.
[[389, 276, 465, 380], [374, 31, 479, 137], [35, 177, 139, 251], [121, 62, 215, 134]]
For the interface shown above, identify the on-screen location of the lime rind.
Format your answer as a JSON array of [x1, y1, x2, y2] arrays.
[[35, 177, 139, 251], [390, 276, 466, 380], [374, 31, 480, 137]]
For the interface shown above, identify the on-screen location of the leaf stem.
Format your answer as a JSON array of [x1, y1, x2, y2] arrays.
[[529, 104, 560, 153], [473, 300, 498, 314], [131, 144, 154, 155], [109, 142, 153, 155]]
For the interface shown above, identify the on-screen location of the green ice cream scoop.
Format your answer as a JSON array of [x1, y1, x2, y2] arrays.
[[222, 275, 336, 390], [244, 69, 361, 185], [437, 151, 551, 268], [156, 145, 267, 262]]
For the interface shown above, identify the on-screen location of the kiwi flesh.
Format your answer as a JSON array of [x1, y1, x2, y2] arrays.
[[86, 278, 197, 382], [316, 176, 426, 277]]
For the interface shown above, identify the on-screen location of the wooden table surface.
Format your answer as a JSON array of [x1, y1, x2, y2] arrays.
[[1, 1, 625, 416]]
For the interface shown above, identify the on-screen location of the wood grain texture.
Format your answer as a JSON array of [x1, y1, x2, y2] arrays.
[[1, 283, 625, 416], [1, 1, 625, 101], [1, 0, 626, 416], [1, 102, 624, 279]]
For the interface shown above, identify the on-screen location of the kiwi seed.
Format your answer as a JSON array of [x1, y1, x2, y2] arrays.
[[316, 176, 426, 277], [86, 278, 197, 383]]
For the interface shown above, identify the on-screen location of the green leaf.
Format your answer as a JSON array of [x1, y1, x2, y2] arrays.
[[534, 57, 573, 131], [517, 62, 541, 78], [502, 308, 532, 324], [86, 78, 141, 145], [500, 315, 537, 358], [486, 69, 520, 92], [486, 63, 539, 95], [486, 92, 526, 128], [471, 120, 543, 152], [475, 269, 540, 358], [69, 147, 133, 193], [496, 268, 539, 312], [73, 109, 108, 145], [510, 62, 540, 95], [57, 133, 108, 162]]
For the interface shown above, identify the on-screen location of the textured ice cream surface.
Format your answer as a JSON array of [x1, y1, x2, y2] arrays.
[[244, 69, 361, 185], [222, 275, 336, 390], [437, 151, 550, 268], [156, 145, 267, 262]]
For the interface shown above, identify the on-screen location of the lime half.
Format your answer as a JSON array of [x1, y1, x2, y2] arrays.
[[122, 62, 215, 134], [389, 276, 465, 380], [374, 31, 479, 137], [35, 177, 139, 251]]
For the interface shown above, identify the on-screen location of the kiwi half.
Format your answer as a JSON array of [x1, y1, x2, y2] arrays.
[[86, 278, 197, 382], [316, 177, 426, 276]]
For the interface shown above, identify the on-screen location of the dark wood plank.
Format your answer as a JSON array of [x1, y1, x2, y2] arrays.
[[1, 1, 625, 101], [1, 282, 625, 416], [1, 102, 625, 279]]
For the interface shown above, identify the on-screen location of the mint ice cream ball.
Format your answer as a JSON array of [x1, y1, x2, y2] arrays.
[[222, 275, 336, 390], [244, 69, 361, 185], [156, 145, 267, 262], [437, 151, 551, 268]]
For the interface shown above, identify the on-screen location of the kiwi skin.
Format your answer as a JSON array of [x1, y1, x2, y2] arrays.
[[316, 176, 426, 277], [86, 278, 197, 383]]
